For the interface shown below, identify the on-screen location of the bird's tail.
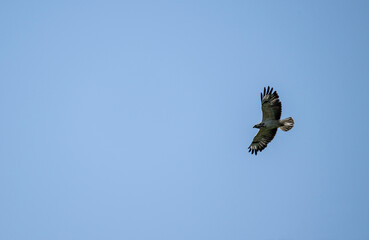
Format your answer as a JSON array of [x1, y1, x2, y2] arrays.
[[279, 117, 294, 131]]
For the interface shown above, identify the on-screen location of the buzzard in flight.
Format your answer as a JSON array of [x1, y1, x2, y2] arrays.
[[248, 86, 294, 155]]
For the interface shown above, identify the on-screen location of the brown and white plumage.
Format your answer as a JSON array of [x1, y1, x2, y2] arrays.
[[249, 86, 294, 155], [249, 128, 277, 155], [261, 86, 281, 121]]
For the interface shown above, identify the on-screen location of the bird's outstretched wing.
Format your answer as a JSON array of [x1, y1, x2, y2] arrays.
[[261, 86, 282, 121], [248, 128, 277, 155]]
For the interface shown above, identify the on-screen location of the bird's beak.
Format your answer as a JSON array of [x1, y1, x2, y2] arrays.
[[253, 125, 257, 128]]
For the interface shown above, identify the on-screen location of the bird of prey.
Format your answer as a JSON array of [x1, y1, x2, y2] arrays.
[[248, 86, 294, 155]]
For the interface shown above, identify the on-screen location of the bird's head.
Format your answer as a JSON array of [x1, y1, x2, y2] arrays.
[[253, 123, 264, 129]]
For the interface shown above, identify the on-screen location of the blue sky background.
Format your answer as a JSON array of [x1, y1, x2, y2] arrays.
[[1, 1, 369, 239]]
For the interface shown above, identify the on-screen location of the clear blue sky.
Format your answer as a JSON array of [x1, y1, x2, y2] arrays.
[[1, 1, 369, 239]]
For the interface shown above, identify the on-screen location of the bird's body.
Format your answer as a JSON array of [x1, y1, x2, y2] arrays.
[[248, 86, 294, 155], [262, 119, 282, 128]]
